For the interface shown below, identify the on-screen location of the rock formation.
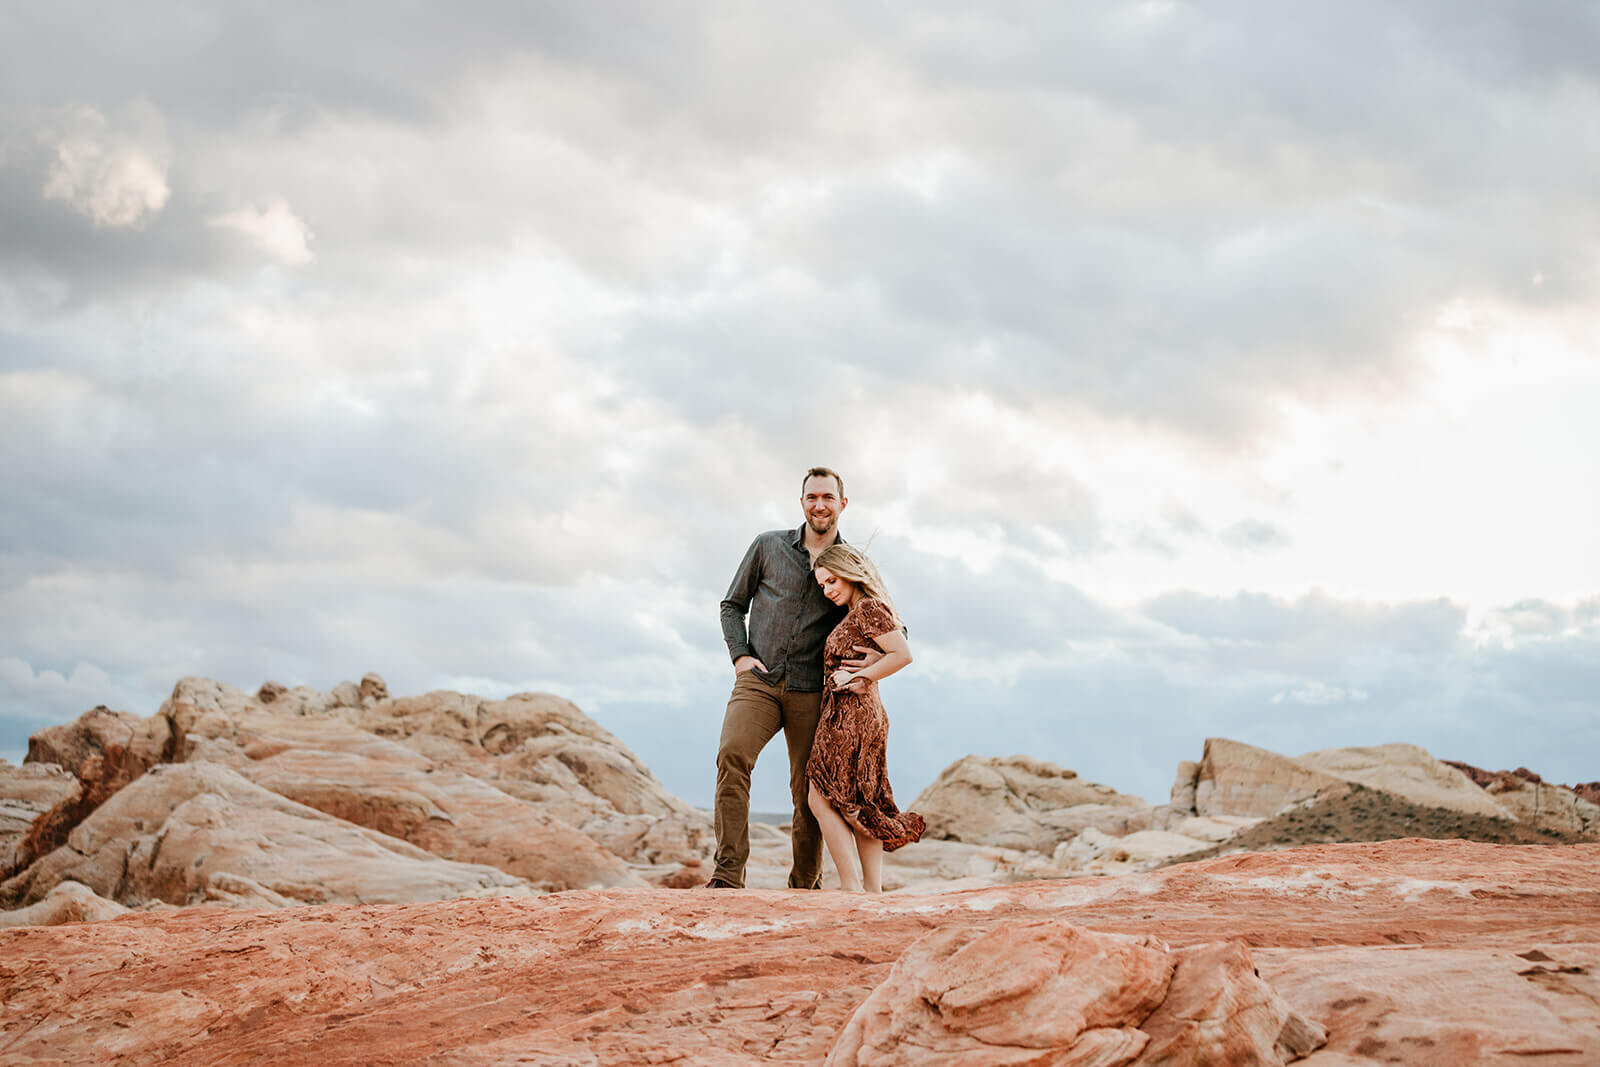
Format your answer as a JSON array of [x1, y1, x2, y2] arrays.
[[0, 879, 128, 928], [1180, 738, 1346, 818], [4, 670, 1598, 1060], [1138, 940, 1328, 1065], [1055, 827, 1214, 877], [826, 921, 1177, 1065], [4, 674, 1593, 933], [2, 839, 1594, 1063], [1165, 739, 1600, 853], [194, 734, 643, 890], [893, 739, 1594, 881], [1444, 759, 1542, 788], [0, 760, 79, 879], [17, 706, 175, 871], [911, 754, 1151, 853], [1443, 759, 1600, 837], [1, 762, 530, 910], [348, 688, 697, 822], [1296, 742, 1512, 819], [1481, 775, 1600, 838], [2, 675, 711, 911], [825, 919, 1326, 1065]]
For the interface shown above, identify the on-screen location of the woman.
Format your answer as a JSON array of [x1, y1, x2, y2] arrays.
[[806, 544, 925, 892]]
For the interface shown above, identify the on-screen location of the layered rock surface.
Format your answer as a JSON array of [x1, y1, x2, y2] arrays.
[[164, 678, 700, 838], [910, 737, 1598, 880], [1296, 742, 1515, 819], [0, 761, 78, 878], [16, 706, 175, 872], [1184, 738, 1346, 819], [193, 735, 642, 890], [1169, 737, 1600, 844], [2, 840, 1595, 1064], [826, 921, 1325, 1065], [910, 754, 1152, 853], [1444, 759, 1600, 837], [4, 675, 1596, 922], [0, 762, 529, 910], [1, 675, 701, 914], [0, 880, 129, 928]]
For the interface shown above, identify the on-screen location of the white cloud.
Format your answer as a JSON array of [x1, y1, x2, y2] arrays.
[[0, 656, 142, 734], [1270, 683, 1371, 706], [40, 103, 170, 228], [4, 2, 1600, 806], [208, 198, 315, 265]]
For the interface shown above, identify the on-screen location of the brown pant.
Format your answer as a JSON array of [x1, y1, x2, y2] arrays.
[[712, 671, 824, 888]]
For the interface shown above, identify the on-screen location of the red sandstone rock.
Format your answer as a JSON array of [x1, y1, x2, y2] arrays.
[[1134, 940, 1326, 1065], [827, 923, 1326, 1066], [0, 840, 1594, 1064], [1443, 759, 1541, 788], [826, 921, 1176, 1065], [1483, 775, 1600, 837], [1443, 760, 1600, 837], [654, 857, 707, 888]]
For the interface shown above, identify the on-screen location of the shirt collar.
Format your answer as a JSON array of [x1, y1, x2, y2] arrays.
[[790, 524, 847, 551]]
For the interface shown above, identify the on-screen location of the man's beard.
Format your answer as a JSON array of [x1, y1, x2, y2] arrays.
[[808, 512, 835, 535]]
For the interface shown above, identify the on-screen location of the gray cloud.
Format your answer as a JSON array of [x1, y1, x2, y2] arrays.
[[1141, 590, 1466, 667], [5, 2, 1598, 806]]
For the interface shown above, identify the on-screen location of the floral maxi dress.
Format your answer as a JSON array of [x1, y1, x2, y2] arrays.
[[805, 597, 925, 851]]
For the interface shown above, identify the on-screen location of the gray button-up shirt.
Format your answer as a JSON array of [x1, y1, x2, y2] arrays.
[[720, 525, 847, 692]]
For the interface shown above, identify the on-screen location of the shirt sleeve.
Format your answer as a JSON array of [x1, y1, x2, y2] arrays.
[[719, 537, 763, 663], [857, 598, 898, 641]]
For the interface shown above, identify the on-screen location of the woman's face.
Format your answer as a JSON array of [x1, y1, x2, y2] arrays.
[[815, 565, 858, 607]]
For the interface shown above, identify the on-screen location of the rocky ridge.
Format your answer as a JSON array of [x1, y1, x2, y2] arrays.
[[5, 676, 1598, 920], [907, 737, 1598, 880], [3, 675, 1599, 1062]]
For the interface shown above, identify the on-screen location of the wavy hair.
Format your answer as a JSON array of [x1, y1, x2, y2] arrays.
[[813, 544, 897, 621]]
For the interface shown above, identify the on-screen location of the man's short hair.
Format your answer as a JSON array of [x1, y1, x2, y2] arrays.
[[801, 466, 844, 498]]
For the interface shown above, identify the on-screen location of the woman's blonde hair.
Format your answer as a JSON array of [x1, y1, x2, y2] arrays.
[[814, 544, 897, 620]]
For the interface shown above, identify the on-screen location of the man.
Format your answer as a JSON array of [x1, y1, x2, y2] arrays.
[[710, 466, 869, 889]]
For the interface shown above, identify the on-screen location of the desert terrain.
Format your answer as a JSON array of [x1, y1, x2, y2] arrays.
[[3, 675, 1597, 1063]]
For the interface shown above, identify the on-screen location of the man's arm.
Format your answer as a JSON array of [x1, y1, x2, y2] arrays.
[[833, 628, 911, 693], [719, 537, 766, 670], [841, 624, 906, 672]]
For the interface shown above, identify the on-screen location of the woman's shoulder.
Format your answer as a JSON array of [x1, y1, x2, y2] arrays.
[[853, 597, 896, 626]]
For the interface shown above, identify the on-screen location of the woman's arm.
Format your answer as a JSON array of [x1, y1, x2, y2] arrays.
[[832, 628, 911, 692]]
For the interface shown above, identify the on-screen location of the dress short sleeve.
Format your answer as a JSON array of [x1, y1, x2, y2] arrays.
[[856, 598, 897, 640]]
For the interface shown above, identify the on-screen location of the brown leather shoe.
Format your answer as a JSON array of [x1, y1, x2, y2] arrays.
[[703, 877, 740, 889]]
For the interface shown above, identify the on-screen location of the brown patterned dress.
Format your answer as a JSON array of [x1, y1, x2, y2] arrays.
[[805, 597, 925, 851]]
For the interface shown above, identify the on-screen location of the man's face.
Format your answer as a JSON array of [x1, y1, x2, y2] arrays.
[[801, 475, 846, 537]]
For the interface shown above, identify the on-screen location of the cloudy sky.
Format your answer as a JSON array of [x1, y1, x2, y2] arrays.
[[4, 2, 1598, 812]]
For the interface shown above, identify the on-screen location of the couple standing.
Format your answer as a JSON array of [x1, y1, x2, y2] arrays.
[[709, 466, 924, 893]]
